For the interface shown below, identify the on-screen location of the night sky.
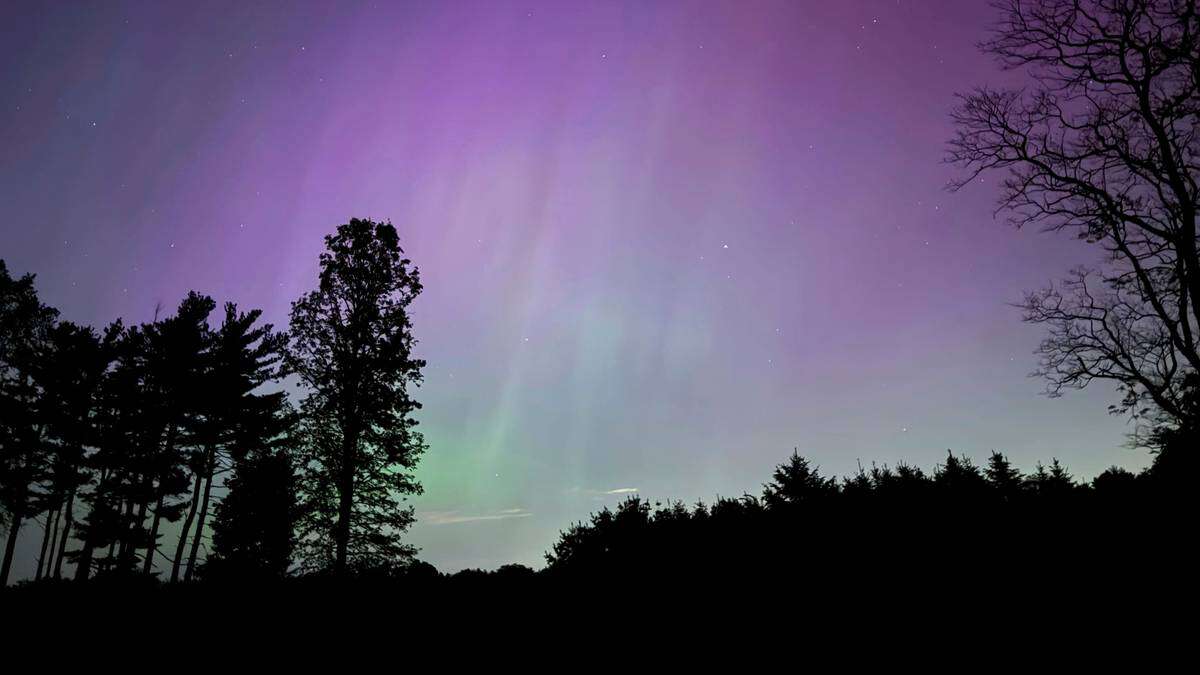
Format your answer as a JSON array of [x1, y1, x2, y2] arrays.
[[1, 0, 1145, 575]]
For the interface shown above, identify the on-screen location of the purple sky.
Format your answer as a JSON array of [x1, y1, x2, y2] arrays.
[[1, 0, 1145, 574]]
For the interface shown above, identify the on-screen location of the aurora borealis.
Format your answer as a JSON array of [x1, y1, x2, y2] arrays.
[[1, 0, 1146, 575]]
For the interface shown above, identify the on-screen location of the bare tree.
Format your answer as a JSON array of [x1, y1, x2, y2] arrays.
[[949, 0, 1200, 425]]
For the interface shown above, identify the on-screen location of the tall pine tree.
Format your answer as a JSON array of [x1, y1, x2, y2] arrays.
[[32, 321, 108, 579], [172, 301, 290, 582], [137, 292, 215, 576], [0, 260, 58, 586]]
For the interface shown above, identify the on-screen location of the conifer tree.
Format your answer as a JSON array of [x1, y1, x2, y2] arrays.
[[0, 260, 58, 586], [32, 322, 108, 579], [762, 450, 837, 509], [137, 292, 214, 576], [984, 452, 1024, 504], [72, 322, 147, 579], [172, 302, 290, 582]]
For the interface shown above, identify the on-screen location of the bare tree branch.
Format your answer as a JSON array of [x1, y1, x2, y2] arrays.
[[950, 0, 1200, 425]]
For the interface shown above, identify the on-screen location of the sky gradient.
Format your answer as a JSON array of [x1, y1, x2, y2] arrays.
[[1, 0, 1147, 575]]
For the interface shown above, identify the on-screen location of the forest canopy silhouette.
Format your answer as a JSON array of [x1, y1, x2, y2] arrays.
[[2, 0, 1199, 592]]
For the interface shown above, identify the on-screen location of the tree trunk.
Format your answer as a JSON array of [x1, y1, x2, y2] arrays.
[[53, 487, 76, 579], [74, 538, 94, 581], [335, 429, 357, 576], [143, 422, 178, 576], [105, 535, 118, 573], [35, 506, 55, 581], [143, 490, 165, 576], [185, 448, 217, 582], [1, 512, 23, 587], [47, 505, 62, 575], [170, 470, 202, 583], [106, 496, 127, 574], [42, 504, 62, 578], [75, 469, 109, 581], [122, 497, 139, 562], [121, 496, 143, 571]]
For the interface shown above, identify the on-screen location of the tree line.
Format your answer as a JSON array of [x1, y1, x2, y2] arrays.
[[542, 0, 1197, 586], [541, 444, 1191, 584], [0, 218, 426, 586]]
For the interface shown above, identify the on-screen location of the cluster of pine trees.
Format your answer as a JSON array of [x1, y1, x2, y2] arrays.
[[0, 218, 427, 586]]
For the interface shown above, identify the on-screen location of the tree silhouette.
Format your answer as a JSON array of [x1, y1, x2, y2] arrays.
[[1092, 464, 1142, 503], [948, 0, 1200, 429], [31, 322, 107, 579], [871, 462, 932, 503], [1147, 373, 1199, 494], [934, 451, 988, 500], [0, 261, 58, 586], [1024, 459, 1081, 512], [204, 447, 296, 581], [171, 302, 290, 582], [135, 292, 215, 576], [761, 450, 836, 509], [287, 219, 427, 575], [985, 451, 1024, 504], [71, 321, 146, 580]]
